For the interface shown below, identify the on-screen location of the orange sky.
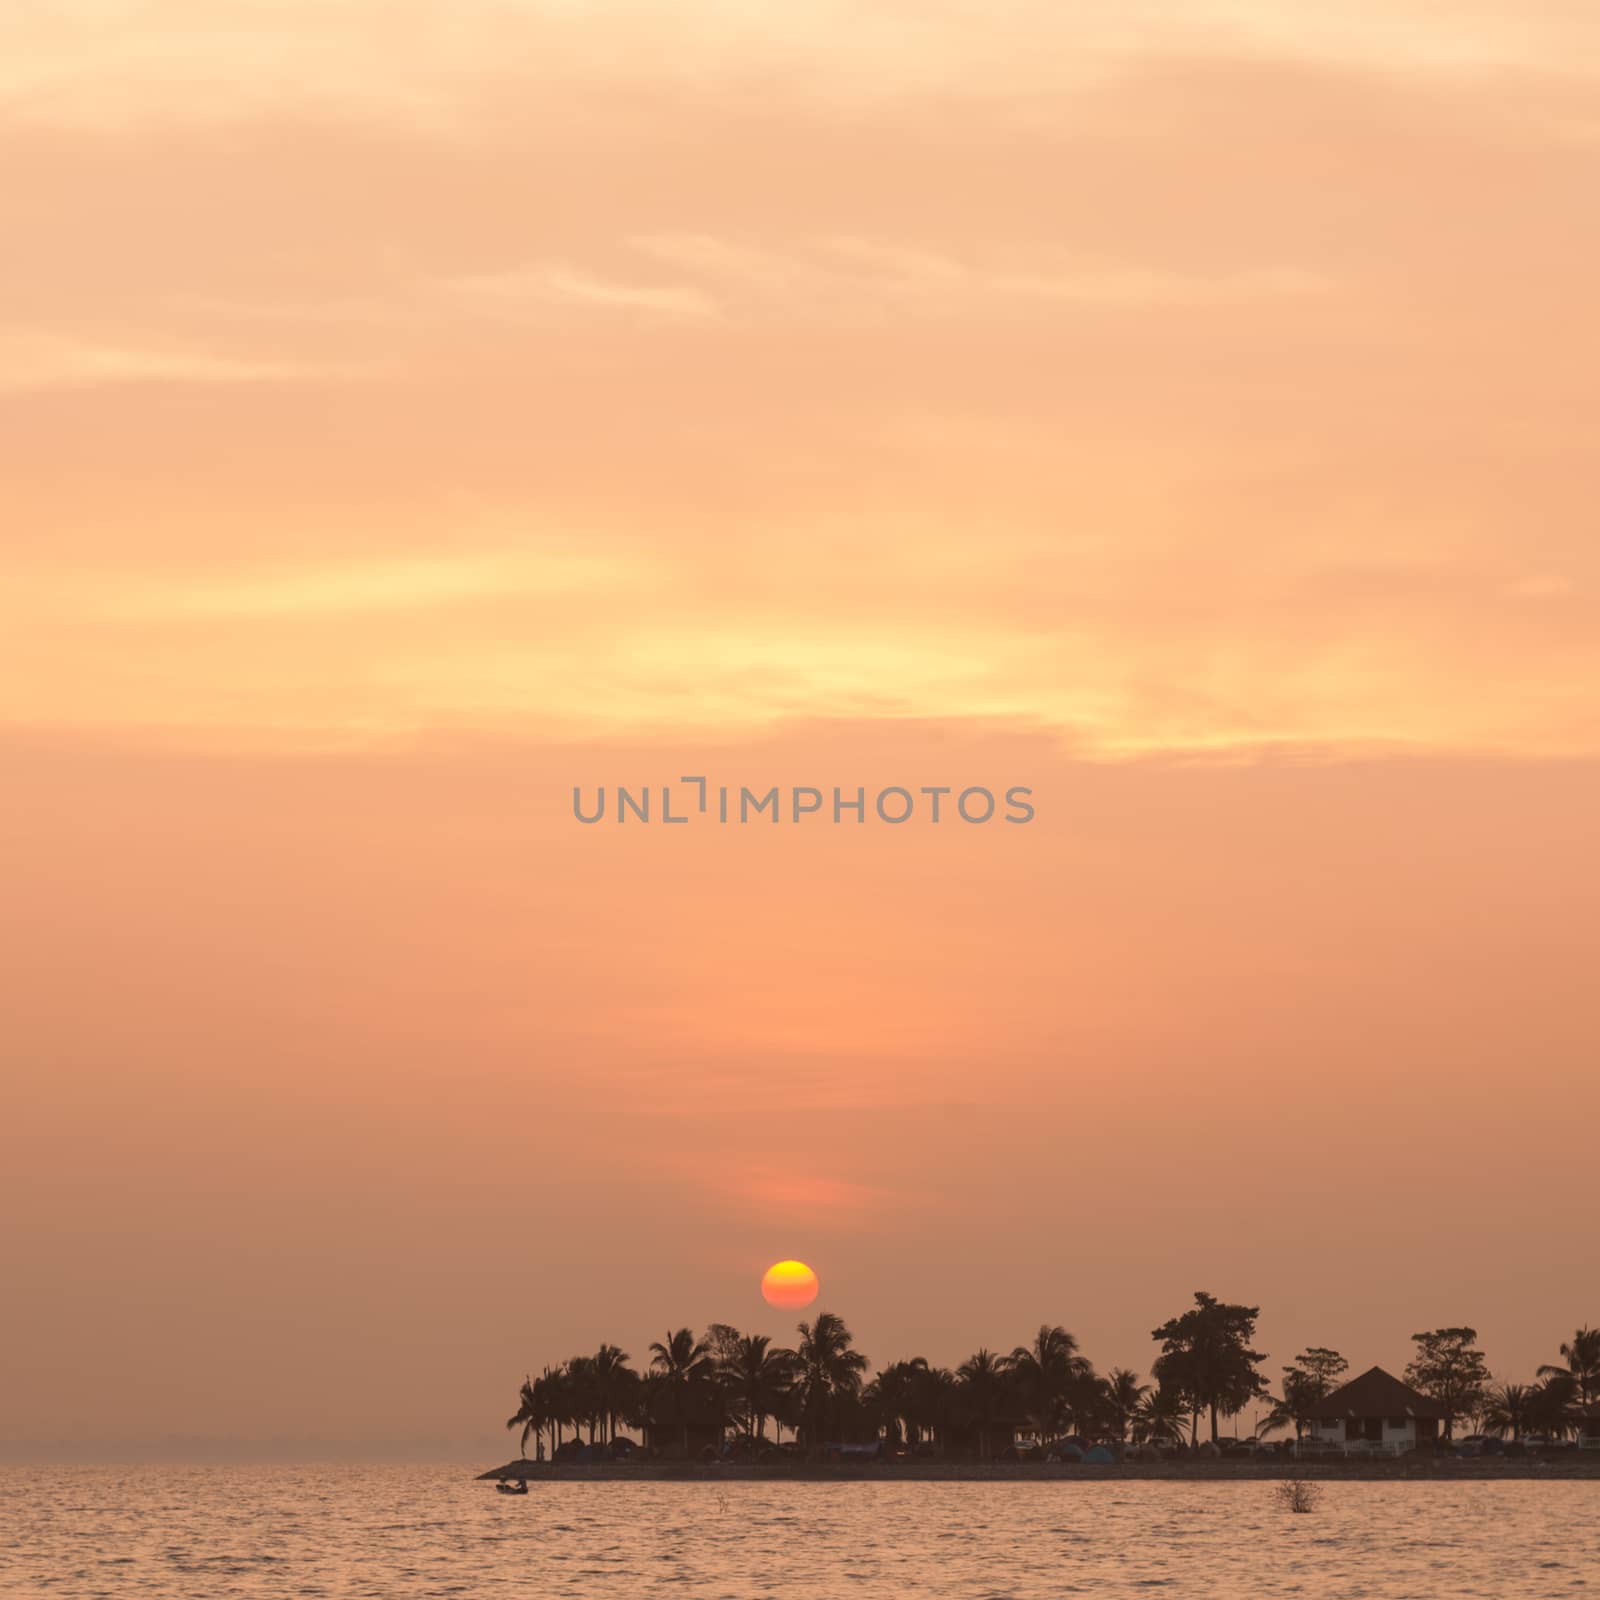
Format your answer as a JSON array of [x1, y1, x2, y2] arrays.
[[2, 1, 1597, 1458]]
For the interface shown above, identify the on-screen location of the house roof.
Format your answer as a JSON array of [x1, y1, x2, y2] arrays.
[[1308, 1366, 1448, 1421]]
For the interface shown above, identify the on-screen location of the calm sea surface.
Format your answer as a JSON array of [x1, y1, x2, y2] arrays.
[[2, 1468, 1595, 1599]]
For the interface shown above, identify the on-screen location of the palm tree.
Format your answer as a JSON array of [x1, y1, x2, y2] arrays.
[[649, 1327, 711, 1383], [565, 1355, 601, 1442], [1257, 1392, 1297, 1440], [649, 1328, 712, 1459], [1538, 1327, 1600, 1408], [907, 1363, 957, 1453], [1002, 1325, 1089, 1443], [542, 1364, 576, 1455], [505, 1374, 543, 1460], [866, 1359, 924, 1449], [591, 1344, 637, 1445], [717, 1333, 795, 1446], [956, 1348, 1010, 1460], [1099, 1368, 1149, 1443], [1527, 1373, 1578, 1440], [1131, 1386, 1186, 1448], [1483, 1382, 1532, 1440], [795, 1312, 868, 1453]]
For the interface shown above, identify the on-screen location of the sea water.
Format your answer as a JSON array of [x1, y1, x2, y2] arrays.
[[2, 1467, 1594, 1598]]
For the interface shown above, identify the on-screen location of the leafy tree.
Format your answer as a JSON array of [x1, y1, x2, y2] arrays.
[[1150, 1292, 1270, 1444], [1289, 1347, 1348, 1397], [1150, 1347, 1204, 1444], [1261, 1347, 1348, 1439], [1404, 1327, 1489, 1440], [704, 1323, 745, 1369]]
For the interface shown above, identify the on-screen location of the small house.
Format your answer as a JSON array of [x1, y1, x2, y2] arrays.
[[1305, 1366, 1446, 1455]]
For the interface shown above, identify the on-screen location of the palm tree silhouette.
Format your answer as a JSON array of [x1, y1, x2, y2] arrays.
[[511, 1365, 569, 1459], [1099, 1367, 1149, 1443], [867, 1358, 927, 1450], [565, 1355, 600, 1442], [505, 1374, 542, 1460], [1483, 1382, 1532, 1440], [649, 1327, 712, 1458], [590, 1344, 637, 1445], [1003, 1325, 1089, 1443], [1537, 1327, 1600, 1408], [795, 1312, 868, 1454], [504, 1311, 1600, 1463], [956, 1348, 1009, 1459], [1131, 1386, 1187, 1448], [716, 1333, 796, 1446]]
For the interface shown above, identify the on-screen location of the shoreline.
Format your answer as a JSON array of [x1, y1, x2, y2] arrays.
[[478, 1458, 1600, 1483]]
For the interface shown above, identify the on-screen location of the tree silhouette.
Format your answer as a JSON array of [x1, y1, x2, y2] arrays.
[[866, 1359, 923, 1450], [1151, 1292, 1269, 1445], [590, 1344, 638, 1444], [649, 1327, 713, 1458], [1131, 1386, 1187, 1447], [1537, 1326, 1600, 1409], [1002, 1325, 1089, 1443], [1483, 1382, 1532, 1440], [956, 1348, 1011, 1459], [1098, 1368, 1149, 1443], [795, 1312, 868, 1453], [715, 1332, 795, 1446], [1405, 1328, 1489, 1440], [1261, 1347, 1348, 1440], [505, 1374, 542, 1460], [501, 1308, 1596, 1462], [1525, 1373, 1579, 1439]]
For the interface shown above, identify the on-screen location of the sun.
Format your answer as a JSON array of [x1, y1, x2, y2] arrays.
[[760, 1259, 819, 1309]]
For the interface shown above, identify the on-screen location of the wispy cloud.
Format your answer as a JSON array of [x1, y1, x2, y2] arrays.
[[635, 233, 1329, 315], [2, 2, 1594, 133], [14, 548, 651, 623], [0, 332, 362, 394], [442, 265, 721, 324]]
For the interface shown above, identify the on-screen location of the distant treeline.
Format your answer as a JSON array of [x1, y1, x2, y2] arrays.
[[505, 1293, 1599, 1460]]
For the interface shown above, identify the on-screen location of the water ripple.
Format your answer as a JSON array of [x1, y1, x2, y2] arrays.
[[1, 1469, 1596, 1598]]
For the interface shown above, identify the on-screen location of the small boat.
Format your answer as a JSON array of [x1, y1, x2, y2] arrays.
[[496, 1479, 529, 1495]]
